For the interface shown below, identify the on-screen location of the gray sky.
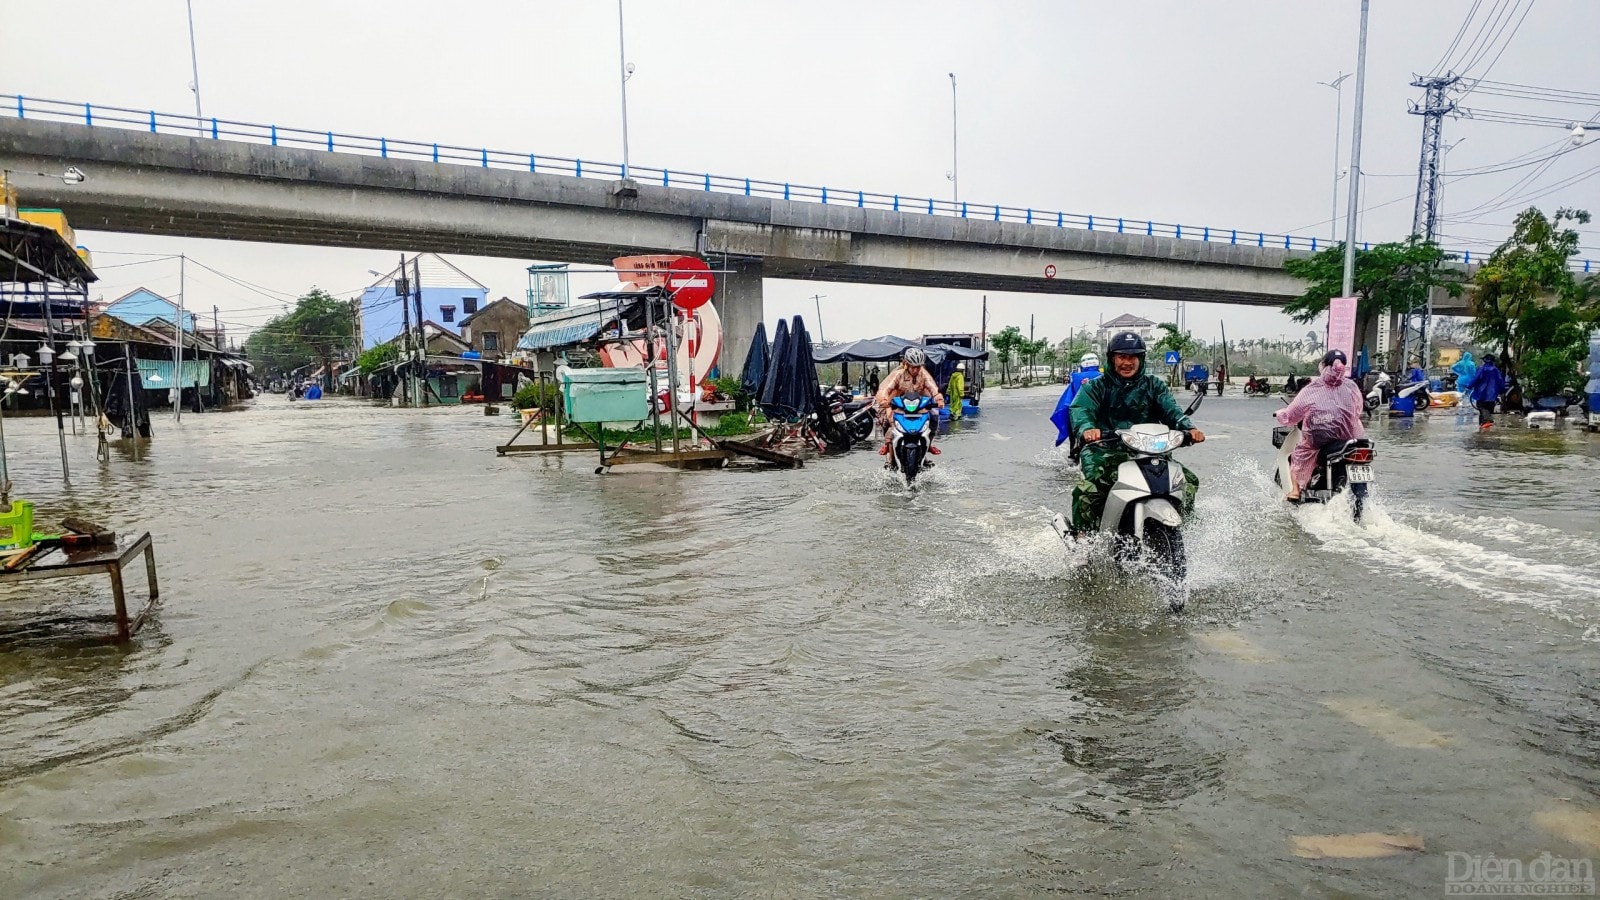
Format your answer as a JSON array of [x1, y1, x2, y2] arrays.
[[8, 0, 1599, 346]]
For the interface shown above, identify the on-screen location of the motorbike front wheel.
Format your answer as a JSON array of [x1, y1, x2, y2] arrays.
[[1143, 521, 1188, 612]]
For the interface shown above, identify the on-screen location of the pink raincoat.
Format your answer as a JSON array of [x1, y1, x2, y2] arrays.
[[1274, 359, 1366, 491]]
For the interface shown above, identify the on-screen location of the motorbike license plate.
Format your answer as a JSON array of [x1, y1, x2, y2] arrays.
[[1347, 465, 1374, 483], [832, 412, 846, 422]]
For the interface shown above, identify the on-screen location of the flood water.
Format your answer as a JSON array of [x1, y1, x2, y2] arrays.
[[1, 388, 1597, 897]]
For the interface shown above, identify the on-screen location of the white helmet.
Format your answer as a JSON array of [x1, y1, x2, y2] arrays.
[[903, 347, 927, 367], [1080, 353, 1100, 369]]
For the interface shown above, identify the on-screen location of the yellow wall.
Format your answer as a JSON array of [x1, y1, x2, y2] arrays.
[[18, 208, 76, 249]]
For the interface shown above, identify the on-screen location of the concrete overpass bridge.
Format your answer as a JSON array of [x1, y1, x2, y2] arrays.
[[0, 94, 1491, 367]]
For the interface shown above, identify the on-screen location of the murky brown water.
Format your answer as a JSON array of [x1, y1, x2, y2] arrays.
[[1, 390, 1597, 896]]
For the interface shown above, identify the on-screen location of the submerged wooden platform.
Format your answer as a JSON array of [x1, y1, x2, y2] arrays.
[[599, 447, 731, 472], [717, 434, 805, 468], [497, 441, 600, 455]]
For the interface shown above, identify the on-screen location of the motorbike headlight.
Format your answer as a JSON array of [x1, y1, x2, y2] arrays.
[[1118, 429, 1181, 453]]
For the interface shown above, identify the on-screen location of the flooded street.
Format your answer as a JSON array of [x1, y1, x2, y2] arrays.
[[2, 387, 1597, 896]]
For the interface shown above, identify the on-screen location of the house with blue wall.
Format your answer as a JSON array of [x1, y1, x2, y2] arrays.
[[105, 288, 198, 332], [358, 253, 490, 350]]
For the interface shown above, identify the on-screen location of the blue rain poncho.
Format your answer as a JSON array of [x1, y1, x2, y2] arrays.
[[1451, 351, 1477, 395], [1050, 365, 1102, 446]]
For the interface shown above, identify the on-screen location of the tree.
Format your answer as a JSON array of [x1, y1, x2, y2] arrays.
[[243, 288, 356, 379], [989, 325, 1025, 384], [357, 342, 399, 375], [1283, 237, 1464, 369], [1470, 206, 1591, 384], [1154, 322, 1198, 384]]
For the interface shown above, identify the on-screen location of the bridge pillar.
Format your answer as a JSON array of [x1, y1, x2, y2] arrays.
[[715, 259, 764, 381]]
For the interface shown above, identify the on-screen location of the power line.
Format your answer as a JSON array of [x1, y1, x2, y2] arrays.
[[1449, 0, 1513, 74], [1459, 0, 1535, 78], [1431, 0, 1484, 75]]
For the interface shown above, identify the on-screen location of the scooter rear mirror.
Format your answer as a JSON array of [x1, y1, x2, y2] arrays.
[[1184, 393, 1204, 416]]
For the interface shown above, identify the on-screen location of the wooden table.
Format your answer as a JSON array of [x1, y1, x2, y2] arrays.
[[0, 532, 159, 641]]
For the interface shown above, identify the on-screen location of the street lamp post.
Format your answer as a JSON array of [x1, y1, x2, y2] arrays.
[[618, 0, 632, 179], [946, 73, 959, 204], [1340, 0, 1371, 299], [1318, 73, 1350, 242], [186, 0, 204, 123]]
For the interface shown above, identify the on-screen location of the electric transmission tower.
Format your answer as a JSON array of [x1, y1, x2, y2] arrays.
[[1396, 73, 1459, 372]]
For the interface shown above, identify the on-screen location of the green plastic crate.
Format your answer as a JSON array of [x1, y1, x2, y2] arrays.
[[562, 367, 650, 423], [0, 499, 35, 551]]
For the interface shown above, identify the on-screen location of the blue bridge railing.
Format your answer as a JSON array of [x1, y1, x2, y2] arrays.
[[2, 93, 1592, 275]]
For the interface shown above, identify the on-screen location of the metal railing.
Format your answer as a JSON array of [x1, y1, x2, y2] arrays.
[[2, 92, 1593, 274]]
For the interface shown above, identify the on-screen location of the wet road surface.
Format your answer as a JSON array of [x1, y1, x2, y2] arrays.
[[1, 388, 1597, 896]]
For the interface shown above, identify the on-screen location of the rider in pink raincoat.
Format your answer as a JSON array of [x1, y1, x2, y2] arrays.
[[1274, 349, 1366, 500]]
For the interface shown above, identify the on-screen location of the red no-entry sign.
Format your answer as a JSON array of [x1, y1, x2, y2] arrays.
[[669, 257, 716, 310], [1044, 264, 1057, 279]]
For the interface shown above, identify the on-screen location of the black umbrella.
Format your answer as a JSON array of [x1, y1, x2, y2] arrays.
[[740, 321, 770, 399], [759, 318, 792, 416], [788, 315, 819, 420]]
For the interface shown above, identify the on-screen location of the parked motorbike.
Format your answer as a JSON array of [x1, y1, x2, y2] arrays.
[[1244, 377, 1273, 396], [1363, 372, 1431, 413], [1051, 393, 1204, 612], [1272, 424, 1375, 521], [885, 394, 937, 485], [821, 386, 876, 444]]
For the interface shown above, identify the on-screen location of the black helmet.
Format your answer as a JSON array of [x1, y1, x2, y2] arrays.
[[1106, 331, 1146, 356], [1321, 349, 1348, 367]]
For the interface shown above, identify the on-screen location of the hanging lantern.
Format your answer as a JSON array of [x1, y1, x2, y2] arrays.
[[59, 347, 78, 364], [35, 343, 54, 365], [79, 339, 95, 359], [70, 375, 84, 388]]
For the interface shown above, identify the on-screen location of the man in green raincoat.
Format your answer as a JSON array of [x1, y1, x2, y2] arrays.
[[1067, 331, 1205, 535]]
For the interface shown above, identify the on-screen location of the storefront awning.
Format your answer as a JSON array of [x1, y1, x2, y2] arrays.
[[517, 294, 649, 352]]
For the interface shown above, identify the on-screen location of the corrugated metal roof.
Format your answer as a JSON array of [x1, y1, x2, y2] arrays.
[[517, 296, 643, 352]]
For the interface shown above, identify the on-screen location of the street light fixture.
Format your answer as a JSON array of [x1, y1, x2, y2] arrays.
[[1572, 124, 1587, 146], [1318, 72, 1351, 242]]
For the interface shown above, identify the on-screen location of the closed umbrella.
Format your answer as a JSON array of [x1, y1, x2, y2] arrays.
[[740, 322, 770, 399]]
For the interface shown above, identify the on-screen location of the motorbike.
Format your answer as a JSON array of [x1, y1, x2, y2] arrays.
[[885, 394, 937, 485], [1051, 393, 1204, 612], [1272, 424, 1375, 521], [1364, 372, 1431, 413], [821, 386, 876, 444], [1244, 377, 1273, 396]]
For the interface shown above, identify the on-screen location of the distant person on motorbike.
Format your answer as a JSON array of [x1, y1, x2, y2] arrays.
[[1067, 333, 1204, 535], [1470, 353, 1507, 429], [875, 347, 945, 456], [1050, 352, 1103, 448], [1274, 349, 1366, 501]]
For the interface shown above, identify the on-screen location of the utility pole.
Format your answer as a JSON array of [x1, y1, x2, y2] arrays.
[[175, 254, 186, 423], [412, 255, 427, 406], [396, 255, 412, 406], [810, 295, 826, 342], [1398, 73, 1460, 373]]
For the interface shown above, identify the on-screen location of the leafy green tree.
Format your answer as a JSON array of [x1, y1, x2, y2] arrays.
[[989, 325, 1025, 384], [1283, 237, 1464, 368], [357, 342, 399, 375], [1470, 207, 1591, 382], [243, 288, 356, 379], [1154, 322, 1199, 384]]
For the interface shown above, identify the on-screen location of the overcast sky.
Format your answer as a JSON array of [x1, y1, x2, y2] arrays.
[[7, 0, 1599, 346]]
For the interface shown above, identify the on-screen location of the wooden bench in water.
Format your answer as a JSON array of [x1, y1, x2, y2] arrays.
[[0, 532, 159, 642]]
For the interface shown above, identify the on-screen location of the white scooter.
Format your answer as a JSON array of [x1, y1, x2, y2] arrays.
[[1365, 372, 1431, 413], [1051, 393, 1204, 613]]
